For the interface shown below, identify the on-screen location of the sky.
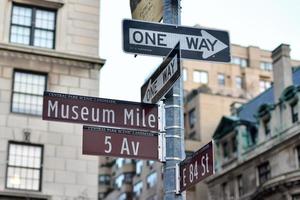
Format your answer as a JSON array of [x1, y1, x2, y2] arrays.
[[99, 0, 300, 102]]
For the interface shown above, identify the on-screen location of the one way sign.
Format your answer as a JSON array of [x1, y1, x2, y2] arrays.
[[141, 42, 181, 104], [123, 19, 230, 62]]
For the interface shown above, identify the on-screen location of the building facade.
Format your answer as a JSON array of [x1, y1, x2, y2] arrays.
[[207, 44, 300, 200], [0, 0, 105, 199], [184, 44, 300, 144], [99, 43, 300, 199]]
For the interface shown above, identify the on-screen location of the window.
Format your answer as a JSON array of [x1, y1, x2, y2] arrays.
[[185, 151, 194, 159], [218, 73, 225, 86], [237, 175, 243, 197], [146, 172, 157, 188], [136, 160, 143, 175], [12, 70, 46, 115], [183, 68, 187, 81], [248, 126, 258, 146], [232, 135, 237, 154], [296, 146, 300, 168], [260, 62, 273, 71], [291, 103, 298, 123], [10, 4, 56, 49], [188, 109, 196, 129], [116, 158, 124, 168], [292, 194, 300, 200], [188, 131, 196, 140], [124, 172, 133, 184], [99, 174, 110, 185], [257, 162, 271, 185], [115, 158, 132, 169], [263, 119, 271, 136], [222, 182, 228, 200], [147, 160, 155, 166], [259, 80, 271, 92], [235, 76, 243, 89], [6, 141, 43, 191], [114, 174, 124, 189], [232, 57, 248, 68], [193, 70, 208, 84], [118, 193, 127, 200], [133, 181, 143, 197], [222, 141, 229, 159]]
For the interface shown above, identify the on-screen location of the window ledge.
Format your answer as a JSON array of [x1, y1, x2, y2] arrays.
[[11, 0, 64, 9], [0, 42, 105, 69], [0, 190, 51, 199]]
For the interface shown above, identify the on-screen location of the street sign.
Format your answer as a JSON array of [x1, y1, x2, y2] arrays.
[[178, 141, 214, 193], [141, 42, 181, 103], [123, 19, 230, 62], [42, 91, 159, 132], [83, 125, 159, 160], [130, 0, 163, 22]]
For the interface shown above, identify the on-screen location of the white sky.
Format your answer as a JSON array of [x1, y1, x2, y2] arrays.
[[99, 0, 300, 101]]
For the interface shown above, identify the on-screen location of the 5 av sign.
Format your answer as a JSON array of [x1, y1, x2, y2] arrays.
[[83, 126, 160, 160], [123, 19, 230, 62]]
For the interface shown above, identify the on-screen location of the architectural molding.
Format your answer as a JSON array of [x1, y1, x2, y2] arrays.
[[0, 42, 105, 69]]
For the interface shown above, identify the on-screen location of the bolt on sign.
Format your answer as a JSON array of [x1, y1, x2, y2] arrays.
[[123, 19, 230, 62], [130, 0, 163, 22], [42, 91, 159, 132], [178, 141, 214, 193], [83, 126, 160, 160]]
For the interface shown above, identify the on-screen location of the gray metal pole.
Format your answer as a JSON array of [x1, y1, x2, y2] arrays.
[[163, 0, 185, 199]]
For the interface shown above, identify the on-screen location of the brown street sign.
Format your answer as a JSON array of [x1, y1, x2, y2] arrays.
[[83, 126, 159, 160], [42, 91, 159, 132], [179, 141, 214, 193]]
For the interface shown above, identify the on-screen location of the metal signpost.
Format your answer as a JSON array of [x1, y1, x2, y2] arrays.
[[141, 42, 181, 104], [42, 91, 159, 132], [123, 19, 230, 62], [162, 0, 184, 199], [178, 141, 214, 193], [83, 126, 163, 161]]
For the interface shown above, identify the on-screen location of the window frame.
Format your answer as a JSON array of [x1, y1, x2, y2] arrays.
[[263, 119, 271, 136], [188, 108, 196, 129], [5, 141, 44, 192], [11, 69, 48, 116], [217, 73, 225, 86], [193, 70, 208, 84], [235, 76, 244, 89], [257, 161, 271, 185], [133, 180, 143, 197], [259, 79, 271, 93], [10, 3, 57, 49], [146, 171, 157, 189], [291, 102, 298, 123], [237, 175, 243, 197], [99, 174, 111, 185]]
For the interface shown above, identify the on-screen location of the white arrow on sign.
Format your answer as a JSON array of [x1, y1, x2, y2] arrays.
[[129, 28, 228, 59], [143, 55, 178, 103]]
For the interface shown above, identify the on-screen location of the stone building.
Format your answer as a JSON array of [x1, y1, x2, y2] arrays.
[[98, 41, 300, 199], [207, 44, 300, 200], [0, 0, 105, 199]]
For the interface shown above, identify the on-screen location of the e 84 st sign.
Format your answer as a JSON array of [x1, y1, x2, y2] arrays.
[[178, 141, 214, 193]]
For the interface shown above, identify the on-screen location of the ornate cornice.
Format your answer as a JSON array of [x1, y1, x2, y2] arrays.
[[0, 42, 106, 70]]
